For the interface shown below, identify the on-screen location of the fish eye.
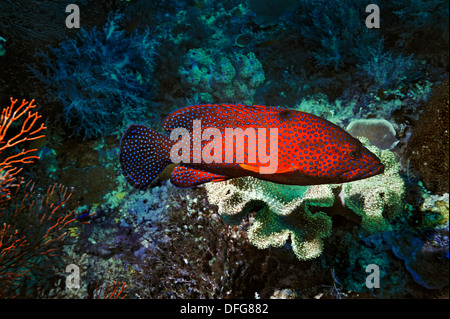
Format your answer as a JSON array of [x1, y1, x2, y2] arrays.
[[347, 150, 358, 159]]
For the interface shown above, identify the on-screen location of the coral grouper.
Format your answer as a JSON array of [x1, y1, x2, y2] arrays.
[[120, 104, 384, 188]]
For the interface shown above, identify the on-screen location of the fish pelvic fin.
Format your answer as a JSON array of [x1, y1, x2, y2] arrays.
[[171, 165, 228, 188], [120, 124, 172, 189]]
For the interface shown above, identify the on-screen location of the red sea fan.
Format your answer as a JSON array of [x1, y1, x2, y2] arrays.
[[0, 97, 46, 203]]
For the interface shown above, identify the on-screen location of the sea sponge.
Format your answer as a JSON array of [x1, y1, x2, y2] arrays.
[[386, 222, 449, 290], [405, 77, 449, 194], [346, 119, 398, 150], [405, 225, 449, 289], [205, 138, 404, 260]]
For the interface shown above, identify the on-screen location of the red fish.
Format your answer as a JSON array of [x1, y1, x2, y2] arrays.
[[120, 104, 384, 188]]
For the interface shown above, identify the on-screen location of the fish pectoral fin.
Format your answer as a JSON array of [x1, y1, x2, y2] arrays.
[[238, 163, 261, 173], [239, 163, 297, 174], [274, 167, 296, 174], [170, 165, 228, 188]]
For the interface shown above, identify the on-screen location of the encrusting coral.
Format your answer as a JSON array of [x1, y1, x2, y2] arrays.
[[207, 177, 334, 260], [206, 138, 405, 261], [341, 138, 405, 233]]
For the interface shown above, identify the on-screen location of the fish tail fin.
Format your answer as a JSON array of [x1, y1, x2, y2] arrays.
[[120, 124, 172, 189]]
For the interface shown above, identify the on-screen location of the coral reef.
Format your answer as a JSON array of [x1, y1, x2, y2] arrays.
[[383, 189, 449, 290], [78, 178, 261, 298], [384, 0, 449, 56], [206, 138, 404, 260], [356, 43, 423, 92], [55, 137, 118, 205], [0, 0, 448, 301], [421, 193, 449, 226]]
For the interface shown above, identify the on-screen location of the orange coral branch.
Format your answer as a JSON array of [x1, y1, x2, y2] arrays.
[[0, 182, 82, 298], [93, 281, 128, 299], [0, 98, 46, 189]]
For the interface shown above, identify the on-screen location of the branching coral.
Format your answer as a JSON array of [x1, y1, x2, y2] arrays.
[[90, 281, 128, 299], [296, 0, 382, 70], [0, 97, 83, 298], [0, 98, 46, 203], [356, 48, 421, 91], [0, 0, 87, 48], [31, 14, 158, 139], [0, 182, 79, 297], [206, 138, 404, 260]]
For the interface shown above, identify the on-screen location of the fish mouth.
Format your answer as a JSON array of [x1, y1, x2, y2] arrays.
[[372, 162, 385, 176], [359, 162, 385, 179], [343, 162, 384, 183]]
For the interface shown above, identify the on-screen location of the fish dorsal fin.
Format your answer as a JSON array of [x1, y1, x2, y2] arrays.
[[162, 104, 282, 134], [163, 104, 217, 133], [170, 165, 228, 188]]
